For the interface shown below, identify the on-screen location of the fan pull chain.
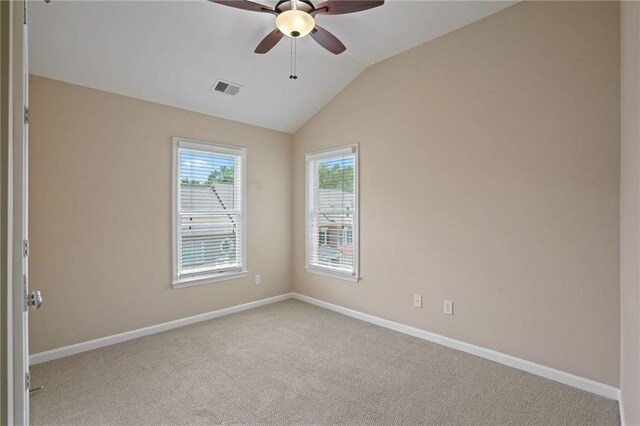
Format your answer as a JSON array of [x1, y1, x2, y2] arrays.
[[290, 37, 298, 80]]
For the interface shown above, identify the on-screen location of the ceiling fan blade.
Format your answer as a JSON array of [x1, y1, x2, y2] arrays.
[[310, 25, 346, 55], [208, 0, 275, 14], [255, 29, 284, 54], [312, 0, 384, 16]]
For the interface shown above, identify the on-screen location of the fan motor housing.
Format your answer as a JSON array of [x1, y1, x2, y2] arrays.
[[275, 0, 315, 14]]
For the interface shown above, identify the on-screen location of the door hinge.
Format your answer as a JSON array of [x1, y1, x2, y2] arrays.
[[25, 371, 30, 390], [24, 107, 29, 124], [23, 275, 28, 311], [23, 0, 27, 24], [23, 239, 29, 257]]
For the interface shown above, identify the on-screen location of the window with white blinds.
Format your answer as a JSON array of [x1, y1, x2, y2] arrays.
[[306, 144, 359, 281], [172, 138, 246, 287]]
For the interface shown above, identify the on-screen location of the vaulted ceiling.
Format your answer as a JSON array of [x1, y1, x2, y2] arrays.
[[29, 1, 514, 133]]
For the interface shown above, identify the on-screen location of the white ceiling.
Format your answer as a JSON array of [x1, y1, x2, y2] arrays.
[[29, 0, 514, 133]]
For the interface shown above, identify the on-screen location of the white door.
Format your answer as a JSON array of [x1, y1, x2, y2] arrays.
[[10, 0, 38, 423]]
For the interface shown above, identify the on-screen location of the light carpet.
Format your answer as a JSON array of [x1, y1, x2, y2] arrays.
[[30, 299, 620, 425]]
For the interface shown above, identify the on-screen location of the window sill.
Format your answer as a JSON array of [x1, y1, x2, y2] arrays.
[[172, 270, 247, 289], [306, 267, 360, 283]]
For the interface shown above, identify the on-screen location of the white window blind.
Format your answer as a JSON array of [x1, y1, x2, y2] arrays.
[[306, 145, 359, 281], [173, 138, 246, 287]]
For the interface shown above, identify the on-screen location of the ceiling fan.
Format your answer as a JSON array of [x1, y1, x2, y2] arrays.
[[208, 0, 384, 55]]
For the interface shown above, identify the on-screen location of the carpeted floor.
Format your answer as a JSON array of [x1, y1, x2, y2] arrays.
[[30, 299, 620, 425]]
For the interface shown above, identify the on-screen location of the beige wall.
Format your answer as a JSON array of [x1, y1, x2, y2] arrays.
[[292, 1, 621, 386], [29, 1, 623, 394], [28, 76, 293, 354], [621, 1, 640, 423]]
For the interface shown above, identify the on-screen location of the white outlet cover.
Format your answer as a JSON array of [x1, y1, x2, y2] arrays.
[[444, 300, 453, 315], [254, 275, 261, 285], [413, 295, 422, 308]]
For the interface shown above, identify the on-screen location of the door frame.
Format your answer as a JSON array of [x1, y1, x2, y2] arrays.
[[1, 0, 29, 424]]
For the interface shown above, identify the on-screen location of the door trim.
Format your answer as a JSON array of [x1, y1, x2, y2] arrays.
[[1, 0, 28, 424], [0, 1, 11, 423]]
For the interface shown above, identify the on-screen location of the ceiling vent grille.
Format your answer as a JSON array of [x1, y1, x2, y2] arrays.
[[211, 79, 242, 97]]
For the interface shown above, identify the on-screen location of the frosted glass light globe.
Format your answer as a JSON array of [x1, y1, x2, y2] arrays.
[[276, 10, 315, 38]]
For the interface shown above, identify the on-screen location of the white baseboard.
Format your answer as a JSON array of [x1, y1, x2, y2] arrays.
[[30, 290, 621, 405], [292, 292, 621, 401], [619, 393, 626, 426], [30, 292, 294, 365]]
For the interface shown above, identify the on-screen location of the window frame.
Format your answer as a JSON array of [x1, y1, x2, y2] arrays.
[[305, 144, 360, 282], [172, 137, 247, 289]]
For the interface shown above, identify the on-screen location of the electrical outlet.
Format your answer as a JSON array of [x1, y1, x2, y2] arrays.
[[413, 294, 422, 308], [443, 300, 453, 315], [254, 274, 261, 285]]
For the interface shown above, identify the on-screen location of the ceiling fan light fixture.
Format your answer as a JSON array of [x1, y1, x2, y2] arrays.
[[275, 10, 315, 38]]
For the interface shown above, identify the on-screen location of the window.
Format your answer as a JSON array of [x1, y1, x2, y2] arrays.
[[319, 227, 329, 246], [306, 144, 359, 281], [172, 138, 246, 288], [340, 229, 353, 245]]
